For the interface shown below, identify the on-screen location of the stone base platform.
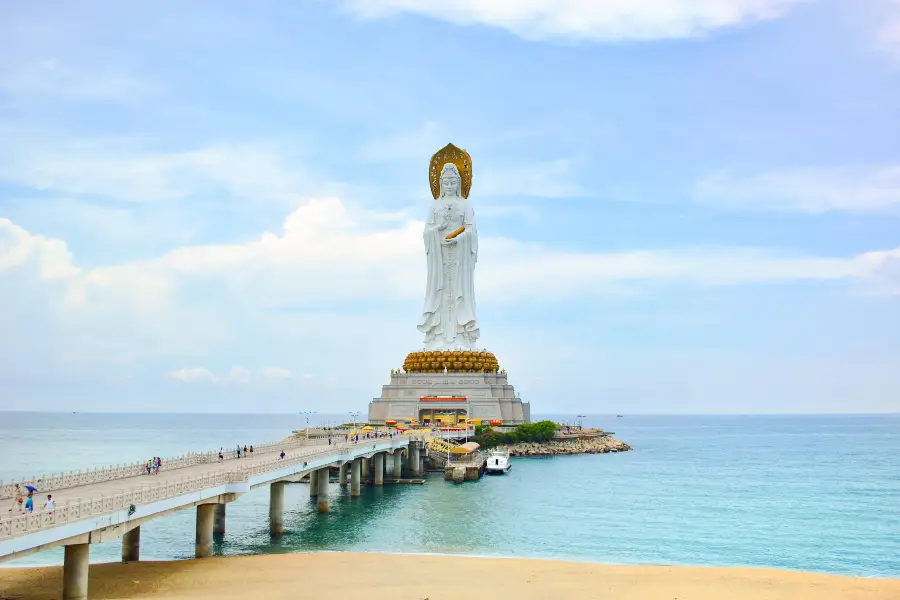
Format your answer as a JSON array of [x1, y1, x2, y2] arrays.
[[367, 371, 530, 425]]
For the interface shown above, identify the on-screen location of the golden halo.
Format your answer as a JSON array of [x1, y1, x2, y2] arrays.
[[430, 143, 472, 200]]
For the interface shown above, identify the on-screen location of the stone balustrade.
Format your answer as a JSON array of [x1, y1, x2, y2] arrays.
[[0, 470, 234, 540]]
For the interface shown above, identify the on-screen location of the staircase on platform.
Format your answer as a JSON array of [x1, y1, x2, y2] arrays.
[[426, 436, 459, 465]]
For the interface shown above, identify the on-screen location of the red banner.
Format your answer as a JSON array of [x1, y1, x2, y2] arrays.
[[419, 397, 467, 402]]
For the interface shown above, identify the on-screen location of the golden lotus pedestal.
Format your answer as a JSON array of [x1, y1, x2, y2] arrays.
[[402, 349, 500, 374], [367, 350, 530, 426]]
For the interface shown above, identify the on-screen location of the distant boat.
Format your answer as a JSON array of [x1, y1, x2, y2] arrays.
[[485, 448, 511, 475], [576, 414, 587, 418], [616, 414, 624, 418]]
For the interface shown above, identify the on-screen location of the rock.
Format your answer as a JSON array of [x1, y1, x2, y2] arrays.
[[505, 436, 631, 458]]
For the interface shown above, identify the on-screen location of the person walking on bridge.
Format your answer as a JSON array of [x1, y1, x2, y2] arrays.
[[8, 484, 24, 512]]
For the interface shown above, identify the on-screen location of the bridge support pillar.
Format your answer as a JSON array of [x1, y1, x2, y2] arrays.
[[361, 457, 370, 478], [374, 453, 384, 486], [269, 482, 285, 536], [316, 467, 329, 513], [339, 462, 348, 486], [393, 451, 403, 479], [122, 526, 140, 562], [63, 543, 89, 600], [214, 504, 226, 536], [410, 443, 421, 476], [351, 458, 361, 496], [195, 504, 214, 558], [309, 470, 318, 497]]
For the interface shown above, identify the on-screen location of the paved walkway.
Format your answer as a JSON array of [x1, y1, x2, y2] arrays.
[[2, 436, 399, 534]]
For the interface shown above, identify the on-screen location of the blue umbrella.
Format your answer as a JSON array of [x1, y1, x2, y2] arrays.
[[24, 485, 38, 492]]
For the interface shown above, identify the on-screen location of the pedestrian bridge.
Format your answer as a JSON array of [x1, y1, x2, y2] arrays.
[[0, 432, 434, 599]]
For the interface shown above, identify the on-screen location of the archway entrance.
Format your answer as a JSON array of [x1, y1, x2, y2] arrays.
[[419, 408, 467, 426]]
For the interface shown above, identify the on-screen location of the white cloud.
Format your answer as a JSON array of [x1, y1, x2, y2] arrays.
[[694, 165, 900, 213], [340, 0, 806, 42], [876, 1, 900, 62], [226, 366, 252, 383], [168, 366, 256, 384], [0, 132, 323, 205], [0, 59, 158, 105], [262, 366, 295, 380], [0, 218, 79, 280], [169, 367, 217, 384], [2, 199, 899, 383], [4, 199, 899, 314]]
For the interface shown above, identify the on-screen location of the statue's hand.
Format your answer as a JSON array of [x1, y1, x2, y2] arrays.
[[441, 236, 458, 246]]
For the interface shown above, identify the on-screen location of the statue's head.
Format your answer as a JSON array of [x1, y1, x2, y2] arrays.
[[439, 163, 461, 199]]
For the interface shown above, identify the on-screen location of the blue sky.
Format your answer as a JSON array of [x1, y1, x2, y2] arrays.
[[1, 0, 898, 414]]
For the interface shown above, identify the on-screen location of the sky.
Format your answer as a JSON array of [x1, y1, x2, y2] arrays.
[[1, 0, 899, 415]]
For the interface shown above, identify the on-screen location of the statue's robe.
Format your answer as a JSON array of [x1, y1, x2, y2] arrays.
[[418, 199, 480, 349]]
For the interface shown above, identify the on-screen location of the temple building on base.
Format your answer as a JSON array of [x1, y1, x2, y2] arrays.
[[367, 369, 530, 425]]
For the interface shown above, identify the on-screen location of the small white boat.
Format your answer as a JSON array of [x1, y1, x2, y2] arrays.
[[485, 448, 511, 474]]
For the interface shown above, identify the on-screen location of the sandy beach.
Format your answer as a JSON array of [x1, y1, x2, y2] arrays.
[[1, 553, 898, 600]]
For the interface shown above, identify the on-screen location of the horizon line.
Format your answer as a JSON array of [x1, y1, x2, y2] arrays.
[[0, 410, 897, 417]]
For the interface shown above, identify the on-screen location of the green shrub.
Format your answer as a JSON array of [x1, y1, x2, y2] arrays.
[[471, 420, 557, 449]]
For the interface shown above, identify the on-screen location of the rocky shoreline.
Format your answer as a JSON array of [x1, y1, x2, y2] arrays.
[[506, 436, 632, 457]]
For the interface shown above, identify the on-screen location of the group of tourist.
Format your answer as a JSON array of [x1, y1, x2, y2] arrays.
[[218, 445, 254, 462], [7, 484, 53, 514], [344, 430, 401, 444], [145, 457, 163, 475]]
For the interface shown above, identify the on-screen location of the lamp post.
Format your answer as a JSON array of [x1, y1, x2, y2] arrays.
[[299, 411, 316, 440], [349, 411, 360, 431]]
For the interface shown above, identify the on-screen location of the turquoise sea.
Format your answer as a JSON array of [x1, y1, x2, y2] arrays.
[[1, 412, 898, 578]]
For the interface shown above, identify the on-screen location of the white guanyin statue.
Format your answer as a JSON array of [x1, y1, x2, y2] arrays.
[[418, 144, 480, 350]]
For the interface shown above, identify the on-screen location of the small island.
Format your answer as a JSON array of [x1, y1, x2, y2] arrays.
[[471, 420, 632, 457]]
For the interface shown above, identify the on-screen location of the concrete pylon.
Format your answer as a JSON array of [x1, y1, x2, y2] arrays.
[[393, 451, 403, 479], [213, 504, 226, 536], [374, 453, 384, 486], [350, 457, 361, 497], [270, 481, 285, 536], [316, 467, 329, 513], [339, 462, 348, 485], [195, 504, 214, 558], [361, 457, 370, 478], [409, 443, 421, 476], [309, 469, 318, 497], [122, 526, 140, 562], [63, 543, 90, 600]]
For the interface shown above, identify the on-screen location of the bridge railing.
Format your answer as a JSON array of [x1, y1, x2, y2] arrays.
[[0, 436, 323, 501], [0, 436, 423, 541]]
